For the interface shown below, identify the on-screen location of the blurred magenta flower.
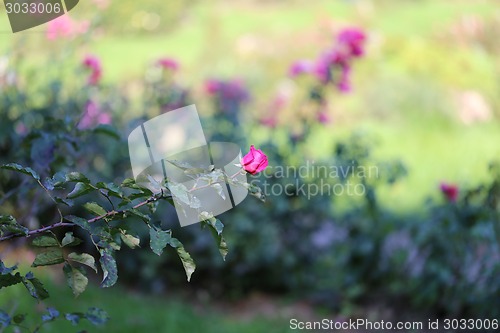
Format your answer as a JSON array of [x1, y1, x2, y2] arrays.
[[242, 145, 268, 175], [46, 15, 89, 41], [440, 183, 459, 202], [156, 57, 179, 71], [317, 111, 331, 124], [288, 60, 313, 77], [78, 100, 111, 129], [291, 27, 366, 93], [82, 55, 102, 85], [204, 78, 249, 114], [204, 79, 220, 95], [337, 27, 367, 57], [260, 116, 278, 128]]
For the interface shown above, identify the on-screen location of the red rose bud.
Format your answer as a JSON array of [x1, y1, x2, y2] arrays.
[[440, 183, 459, 202], [242, 145, 268, 175]]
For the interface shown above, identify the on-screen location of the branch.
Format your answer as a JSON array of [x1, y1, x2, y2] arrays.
[[0, 193, 163, 243]]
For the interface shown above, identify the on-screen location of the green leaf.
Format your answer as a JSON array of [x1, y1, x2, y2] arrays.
[[0, 261, 17, 275], [68, 253, 98, 273], [63, 263, 88, 297], [13, 314, 25, 324], [120, 233, 140, 249], [200, 213, 228, 260], [99, 250, 118, 288], [85, 307, 109, 325], [44, 171, 67, 190], [65, 172, 90, 184], [169, 239, 196, 282], [149, 226, 171, 256], [0, 272, 23, 289], [168, 183, 190, 205], [0, 215, 28, 237], [32, 249, 64, 267], [96, 182, 123, 198], [1, 163, 40, 180], [127, 209, 151, 222], [22, 275, 49, 300], [65, 216, 91, 231], [84, 202, 107, 216], [32, 235, 59, 247], [67, 182, 94, 199], [61, 232, 83, 247], [93, 124, 120, 140], [211, 183, 226, 200], [0, 310, 10, 327]]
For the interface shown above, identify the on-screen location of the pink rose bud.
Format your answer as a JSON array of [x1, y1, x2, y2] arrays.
[[242, 145, 268, 175]]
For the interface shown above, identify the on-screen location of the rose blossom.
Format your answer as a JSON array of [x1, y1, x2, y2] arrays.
[[82, 55, 102, 85], [156, 58, 179, 71], [242, 145, 268, 175], [440, 183, 459, 202], [288, 60, 313, 77]]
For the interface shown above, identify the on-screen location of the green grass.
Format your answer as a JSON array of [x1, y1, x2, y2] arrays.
[[0, 269, 292, 333]]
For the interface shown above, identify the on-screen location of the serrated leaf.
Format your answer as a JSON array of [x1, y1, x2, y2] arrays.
[[44, 171, 67, 190], [22, 276, 49, 300], [85, 307, 109, 325], [169, 239, 196, 282], [0, 272, 23, 289], [65, 172, 90, 184], [211, 183, 226, 200], [120, 233, 140, 249], [67, 182, 94, 199], [61, 232, 83, 247], [96, 182, 123, 198], [0, 215, 28, 237], [84, 202, 107, 216], [68, 253, 98, 273], [1, 163, 40, 180], [65, 215, 91, 231], [63, 263, 88, 297], [149, 227, 171, 256], [54, 197, 74, 207], [169, 183, 189, 205], [99, 250, 117, 288], [32, 235, 59, 247], [32, 249, 64, 267], [200, 213, 228, 260]]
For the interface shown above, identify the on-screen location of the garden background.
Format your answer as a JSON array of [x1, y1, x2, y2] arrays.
[[1, 0, 500, 332]]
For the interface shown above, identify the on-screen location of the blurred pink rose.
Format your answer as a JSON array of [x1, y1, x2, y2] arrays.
[[337, 27, 366, 57], [204, 79, 220, 95], [317, 111, 331, 124], [242, 145, 268, 175], [82, 55, 102, 85], [440, 183, 459, 202], [78, 100, 111, 129], [288, 60, 313, 77], [156, 58, 179, 71], [46, 15, 89, 41]]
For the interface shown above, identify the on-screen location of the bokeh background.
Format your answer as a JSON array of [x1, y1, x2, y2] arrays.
[[1, 0, 500, 332]]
